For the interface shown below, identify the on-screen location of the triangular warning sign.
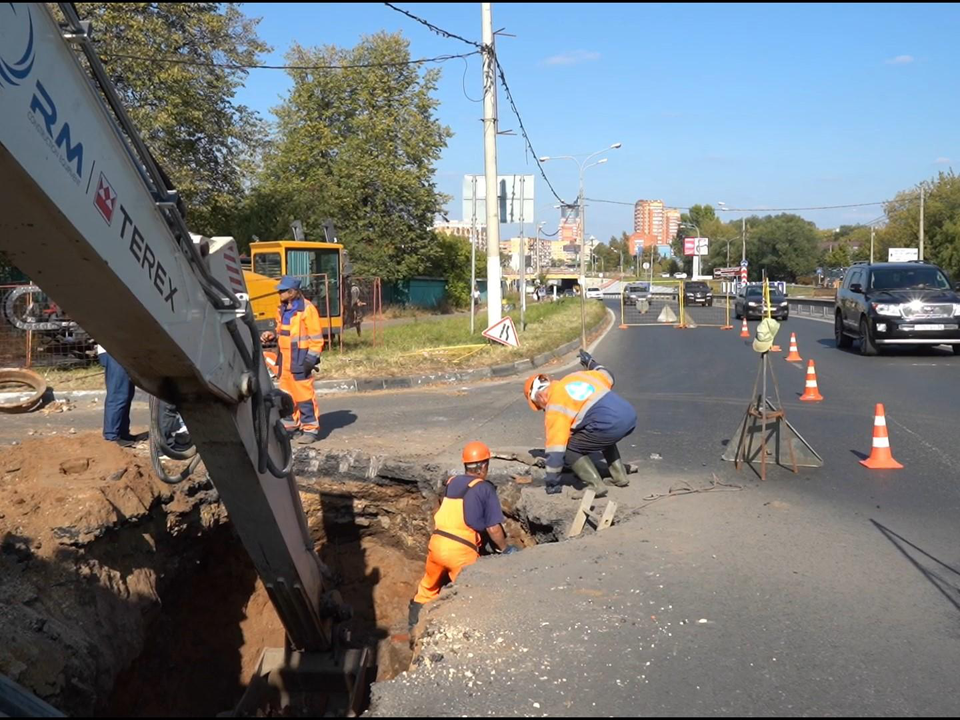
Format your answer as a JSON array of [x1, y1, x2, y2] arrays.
[[483, 316, 520, 348], [657, 305, 677, 324]]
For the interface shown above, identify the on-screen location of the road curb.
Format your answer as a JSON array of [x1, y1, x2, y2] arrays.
[[1, 310, 613, 403]]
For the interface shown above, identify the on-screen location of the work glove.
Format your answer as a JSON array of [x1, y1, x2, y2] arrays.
[[501, 545, 519, 556], [578, 349, 598, 370], [304, 354, 320, 374]]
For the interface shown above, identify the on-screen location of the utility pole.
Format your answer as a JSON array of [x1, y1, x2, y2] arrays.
[[519, 175, 526, 331], [870, 225, 875, 265], [919, 185, 925, 261], [741, 216, 746, 262], [481, 3, 502, 330], [578, 179, 587, 347], [469, 176, 478, 334]]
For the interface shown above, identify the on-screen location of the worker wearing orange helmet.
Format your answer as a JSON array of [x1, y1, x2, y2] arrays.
[[524, 349, 636, 497], [408, 441, 517, 627]]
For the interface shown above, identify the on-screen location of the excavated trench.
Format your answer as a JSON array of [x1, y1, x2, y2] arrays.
[[0, 441, 558, 717]]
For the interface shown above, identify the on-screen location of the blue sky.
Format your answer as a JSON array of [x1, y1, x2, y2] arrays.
[[235, 3, 960, 243]]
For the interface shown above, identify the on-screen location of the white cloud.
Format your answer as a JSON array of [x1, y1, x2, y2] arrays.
[[885, 55, 914, 65], [543, 50, 600, 66], [935, 157, 951, 164]]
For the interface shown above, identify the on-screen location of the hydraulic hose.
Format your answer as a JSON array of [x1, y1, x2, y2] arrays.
[[148, 395, 201, 485]]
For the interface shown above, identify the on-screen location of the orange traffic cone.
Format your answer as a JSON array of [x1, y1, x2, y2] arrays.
[[799, 360, 823, 402], [784, 333, 802, 362], [860, 404, 903, 469], [740, 317, 750, 338]]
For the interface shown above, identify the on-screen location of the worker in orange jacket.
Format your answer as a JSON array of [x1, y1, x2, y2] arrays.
[[260, 276, 324, 444], [524, 350, 637, 497], [408, 441, 518, 627]]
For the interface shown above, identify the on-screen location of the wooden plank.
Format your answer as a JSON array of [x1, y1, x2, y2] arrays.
[[566, 489, 596, 537]]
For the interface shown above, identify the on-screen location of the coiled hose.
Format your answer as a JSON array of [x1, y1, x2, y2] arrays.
[[148, 395, 201, 485]]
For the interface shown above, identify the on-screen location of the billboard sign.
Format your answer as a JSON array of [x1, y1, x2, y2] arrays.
[[888, 247, 919, 263], [463, 174, 535, 225], [684, 237, 709, 256]]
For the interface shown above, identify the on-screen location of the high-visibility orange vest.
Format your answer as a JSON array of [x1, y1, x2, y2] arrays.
[[543, 369, 614, 473], [275, 297, 324, 374], [431, 476, 484, 551]]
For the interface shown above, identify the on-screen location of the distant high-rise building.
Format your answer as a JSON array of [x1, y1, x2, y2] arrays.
[[558, 204, 581, 248], [664, 209, 681, 244], [634, 200, 682, 247]]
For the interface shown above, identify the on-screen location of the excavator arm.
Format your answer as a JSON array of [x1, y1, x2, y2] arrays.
[[0, 4, 364, 711]]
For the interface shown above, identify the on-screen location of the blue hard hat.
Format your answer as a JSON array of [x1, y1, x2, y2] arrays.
[[276, 275, 301, 292]]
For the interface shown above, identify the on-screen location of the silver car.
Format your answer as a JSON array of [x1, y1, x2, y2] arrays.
[[623, 283, 651, 306]]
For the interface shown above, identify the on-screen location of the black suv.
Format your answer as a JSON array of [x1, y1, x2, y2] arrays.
[[735, 285, 789, 320], [684, 281, 713, 307], [835, 261, 960, 355]]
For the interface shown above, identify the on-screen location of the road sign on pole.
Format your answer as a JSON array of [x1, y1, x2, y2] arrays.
[[483, 316, 520, 348]]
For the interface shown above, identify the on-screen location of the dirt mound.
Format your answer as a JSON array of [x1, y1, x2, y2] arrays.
[[0, 432, 226, 715], [0, 434, 163, 551]]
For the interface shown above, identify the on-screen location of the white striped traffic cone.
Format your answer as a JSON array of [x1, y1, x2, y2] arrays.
[[799, 360, 823, 402], [860, 404, 903, 469]]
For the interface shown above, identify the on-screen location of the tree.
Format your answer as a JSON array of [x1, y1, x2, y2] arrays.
[[747, 214, 820, 281], [257, 33, 452, 282], [823, 243, 851, 269], [430, 232, 472, 307], [881, 172, 960, 278], [73, 3, 269, 235]]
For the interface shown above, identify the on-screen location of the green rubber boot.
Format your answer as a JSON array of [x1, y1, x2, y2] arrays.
[[572, 455, 607, 498], [603, 446, 630, 488]]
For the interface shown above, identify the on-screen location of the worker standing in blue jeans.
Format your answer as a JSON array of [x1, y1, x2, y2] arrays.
[[97, 345, 137, 447]]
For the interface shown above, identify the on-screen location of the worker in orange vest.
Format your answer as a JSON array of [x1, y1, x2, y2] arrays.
[[524, 350, 636, 497], [408, 441, 518, 627], [260, 276, 324, 444]]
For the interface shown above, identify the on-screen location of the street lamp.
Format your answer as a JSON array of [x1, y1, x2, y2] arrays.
[[540, 141, 622, 347], [718, 201, 747, 263]]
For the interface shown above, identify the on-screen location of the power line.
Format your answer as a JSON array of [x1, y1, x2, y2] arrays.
[[585, 198, 889, 212], [717, 201, 887, 212], [382, 4, 567, 206], [98, 50, 480, 71], [460, 56, 482, 103], [494, 58, 567, 206], [383, 3, 481, 48]]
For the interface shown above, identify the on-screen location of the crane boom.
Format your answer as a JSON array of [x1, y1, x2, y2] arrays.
[[0, 2, 345, 662]]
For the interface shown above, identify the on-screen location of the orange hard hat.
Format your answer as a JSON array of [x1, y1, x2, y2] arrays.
[[462, 441, 491, 464], [524, 373, 550, 411]]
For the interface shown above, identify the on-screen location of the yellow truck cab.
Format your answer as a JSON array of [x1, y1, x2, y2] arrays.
[[243, 240, 344, 338]]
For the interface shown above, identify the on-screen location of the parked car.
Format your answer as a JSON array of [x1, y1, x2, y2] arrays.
[[835, 261, 960, 356], [684, 281, 713, 307], [585, 287, 603, 299], [562, 288, 577, 298], [660, 273, 672, 278], [623, 283, 651, 306], [735, 285, 789, 320], [673, 272, 688, 279]]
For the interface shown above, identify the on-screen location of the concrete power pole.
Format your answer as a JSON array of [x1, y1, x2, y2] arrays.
[[481, 3, 502, 330], [470, 175, 478, 334], [870, 225, 875, 265]]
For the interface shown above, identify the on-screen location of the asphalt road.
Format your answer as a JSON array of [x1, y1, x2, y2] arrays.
[[370, 305, 960, 717]]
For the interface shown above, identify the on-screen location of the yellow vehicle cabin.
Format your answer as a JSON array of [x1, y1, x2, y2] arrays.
[[243, 240, 344, 338]]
